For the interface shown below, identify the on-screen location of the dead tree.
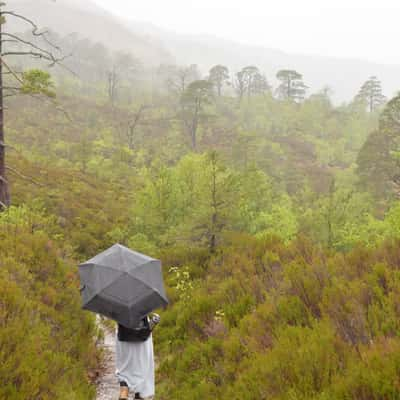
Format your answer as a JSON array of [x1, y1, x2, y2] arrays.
[[115, 105, 150, 150], [115, 105, 175, 151], [0, 1, 64, 209]]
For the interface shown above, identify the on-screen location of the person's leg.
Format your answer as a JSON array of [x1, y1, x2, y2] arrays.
[[119, 381, 129, 400]]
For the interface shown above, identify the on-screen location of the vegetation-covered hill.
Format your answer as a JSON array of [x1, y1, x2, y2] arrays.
[[2, 3, 400, 398], [9, 0, 400, 101], [129, 27, 400, 103], [9, 0, 173, 65]]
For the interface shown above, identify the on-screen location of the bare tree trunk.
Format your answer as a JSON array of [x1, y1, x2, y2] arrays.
[[0, 11, 10, 209], [326, 178, 335, 249], [108, 66, 118, 107], [190, 101, 200, 151], [191, 118, 197, 150], [127, 105, 146, 150], [209, 153, 218, 253]]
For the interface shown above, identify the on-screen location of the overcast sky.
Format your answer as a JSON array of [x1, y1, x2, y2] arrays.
[[91, 0, 400, 65]]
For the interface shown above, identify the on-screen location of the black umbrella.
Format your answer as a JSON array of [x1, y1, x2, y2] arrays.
[[79, 244, 168, 328]]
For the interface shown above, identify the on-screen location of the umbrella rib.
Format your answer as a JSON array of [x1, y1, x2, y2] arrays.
[[88, 273, 158, 304], [128, 276, 164, 301], [83, 270, 127, 304], [126, 269, 165, 298], [80, 259, 168, 307], [126, 261, 168, 302], [79, 263, 127, 304], [79, 262, 124, 273], [85, 274, 167, 316]]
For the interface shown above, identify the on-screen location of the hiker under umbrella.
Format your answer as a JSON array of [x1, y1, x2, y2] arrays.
[[79, 243, 168, 328], [79, 244, 168, 399]]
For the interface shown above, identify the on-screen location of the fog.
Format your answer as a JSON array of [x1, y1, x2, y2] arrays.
[[93, 0, 400, 65]]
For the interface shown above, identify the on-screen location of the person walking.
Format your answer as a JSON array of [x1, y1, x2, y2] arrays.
[[116, 313, 161, 400]]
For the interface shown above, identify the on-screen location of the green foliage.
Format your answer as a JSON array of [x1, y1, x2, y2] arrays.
[[156, 237, 400, 399], [255, 194, 298, 243], [0, 206, 99, 399], [299, 181, 376, 249], [21, 69, 56, 98], [384, 202, 400, 238], [5, 45, 400, 400], [357, 94, 400, 199]]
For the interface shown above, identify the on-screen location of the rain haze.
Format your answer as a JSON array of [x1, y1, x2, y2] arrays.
[[92, 0, 400, 65], [4, 0, 400, 398]]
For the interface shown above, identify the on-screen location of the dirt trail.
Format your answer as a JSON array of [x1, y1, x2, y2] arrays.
[[96, 326, 119, 400]]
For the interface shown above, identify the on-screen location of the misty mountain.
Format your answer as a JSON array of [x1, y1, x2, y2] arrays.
[[6, 0, 400, 102], [7, 0, 173, 65], [126, 22, 400, 103]]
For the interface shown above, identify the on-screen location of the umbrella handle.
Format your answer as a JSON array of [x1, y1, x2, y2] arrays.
[[79, 284, 86, 292]]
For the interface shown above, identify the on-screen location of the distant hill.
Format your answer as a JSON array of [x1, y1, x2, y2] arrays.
[[6, 0, 173, 65], [125, 21, 400, 103], [6, 0, 400, 102]]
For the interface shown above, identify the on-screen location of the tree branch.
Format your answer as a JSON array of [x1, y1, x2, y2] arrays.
[[2, 86, 21, 90], [2, 11, 61, 51], [0, 140, 19, 152], [1, 60, 73, 120], [1, 34, 75, 76], [2, 51, 67, 67], [0, 57, 24, 84], [18, 90, 74, 122], [3, 70, 23, 75], [2, 11, 45, 35], [2, 32, 61, 61], [5, 166, 44, 187], [1, 39, 19, 44]]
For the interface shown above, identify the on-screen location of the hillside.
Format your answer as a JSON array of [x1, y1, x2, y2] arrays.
[[3, 87, 400, 399], [7, 0, 173, 65], [126, 22, 400, 103], [6, 0, 400, 101], [3, 1, 400, 399]]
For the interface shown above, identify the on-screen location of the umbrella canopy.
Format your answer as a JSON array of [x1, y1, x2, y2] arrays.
[[79, 244, 168, 328]]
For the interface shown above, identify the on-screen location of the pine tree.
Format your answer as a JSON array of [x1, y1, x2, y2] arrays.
[[276, 69, 307, 102], [208, 64, 230, 97], [234, 66, 270, 101], [355, 76, 386, 112], [180, 80, 214, 150], [357, 94, 400, 198], [251, 72, 271, 95]]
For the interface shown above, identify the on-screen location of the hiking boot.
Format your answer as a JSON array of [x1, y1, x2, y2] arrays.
[[118, 386, 129, 400]]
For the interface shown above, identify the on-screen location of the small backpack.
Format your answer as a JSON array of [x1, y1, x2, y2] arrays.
[[117, 317, 152, 342]]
